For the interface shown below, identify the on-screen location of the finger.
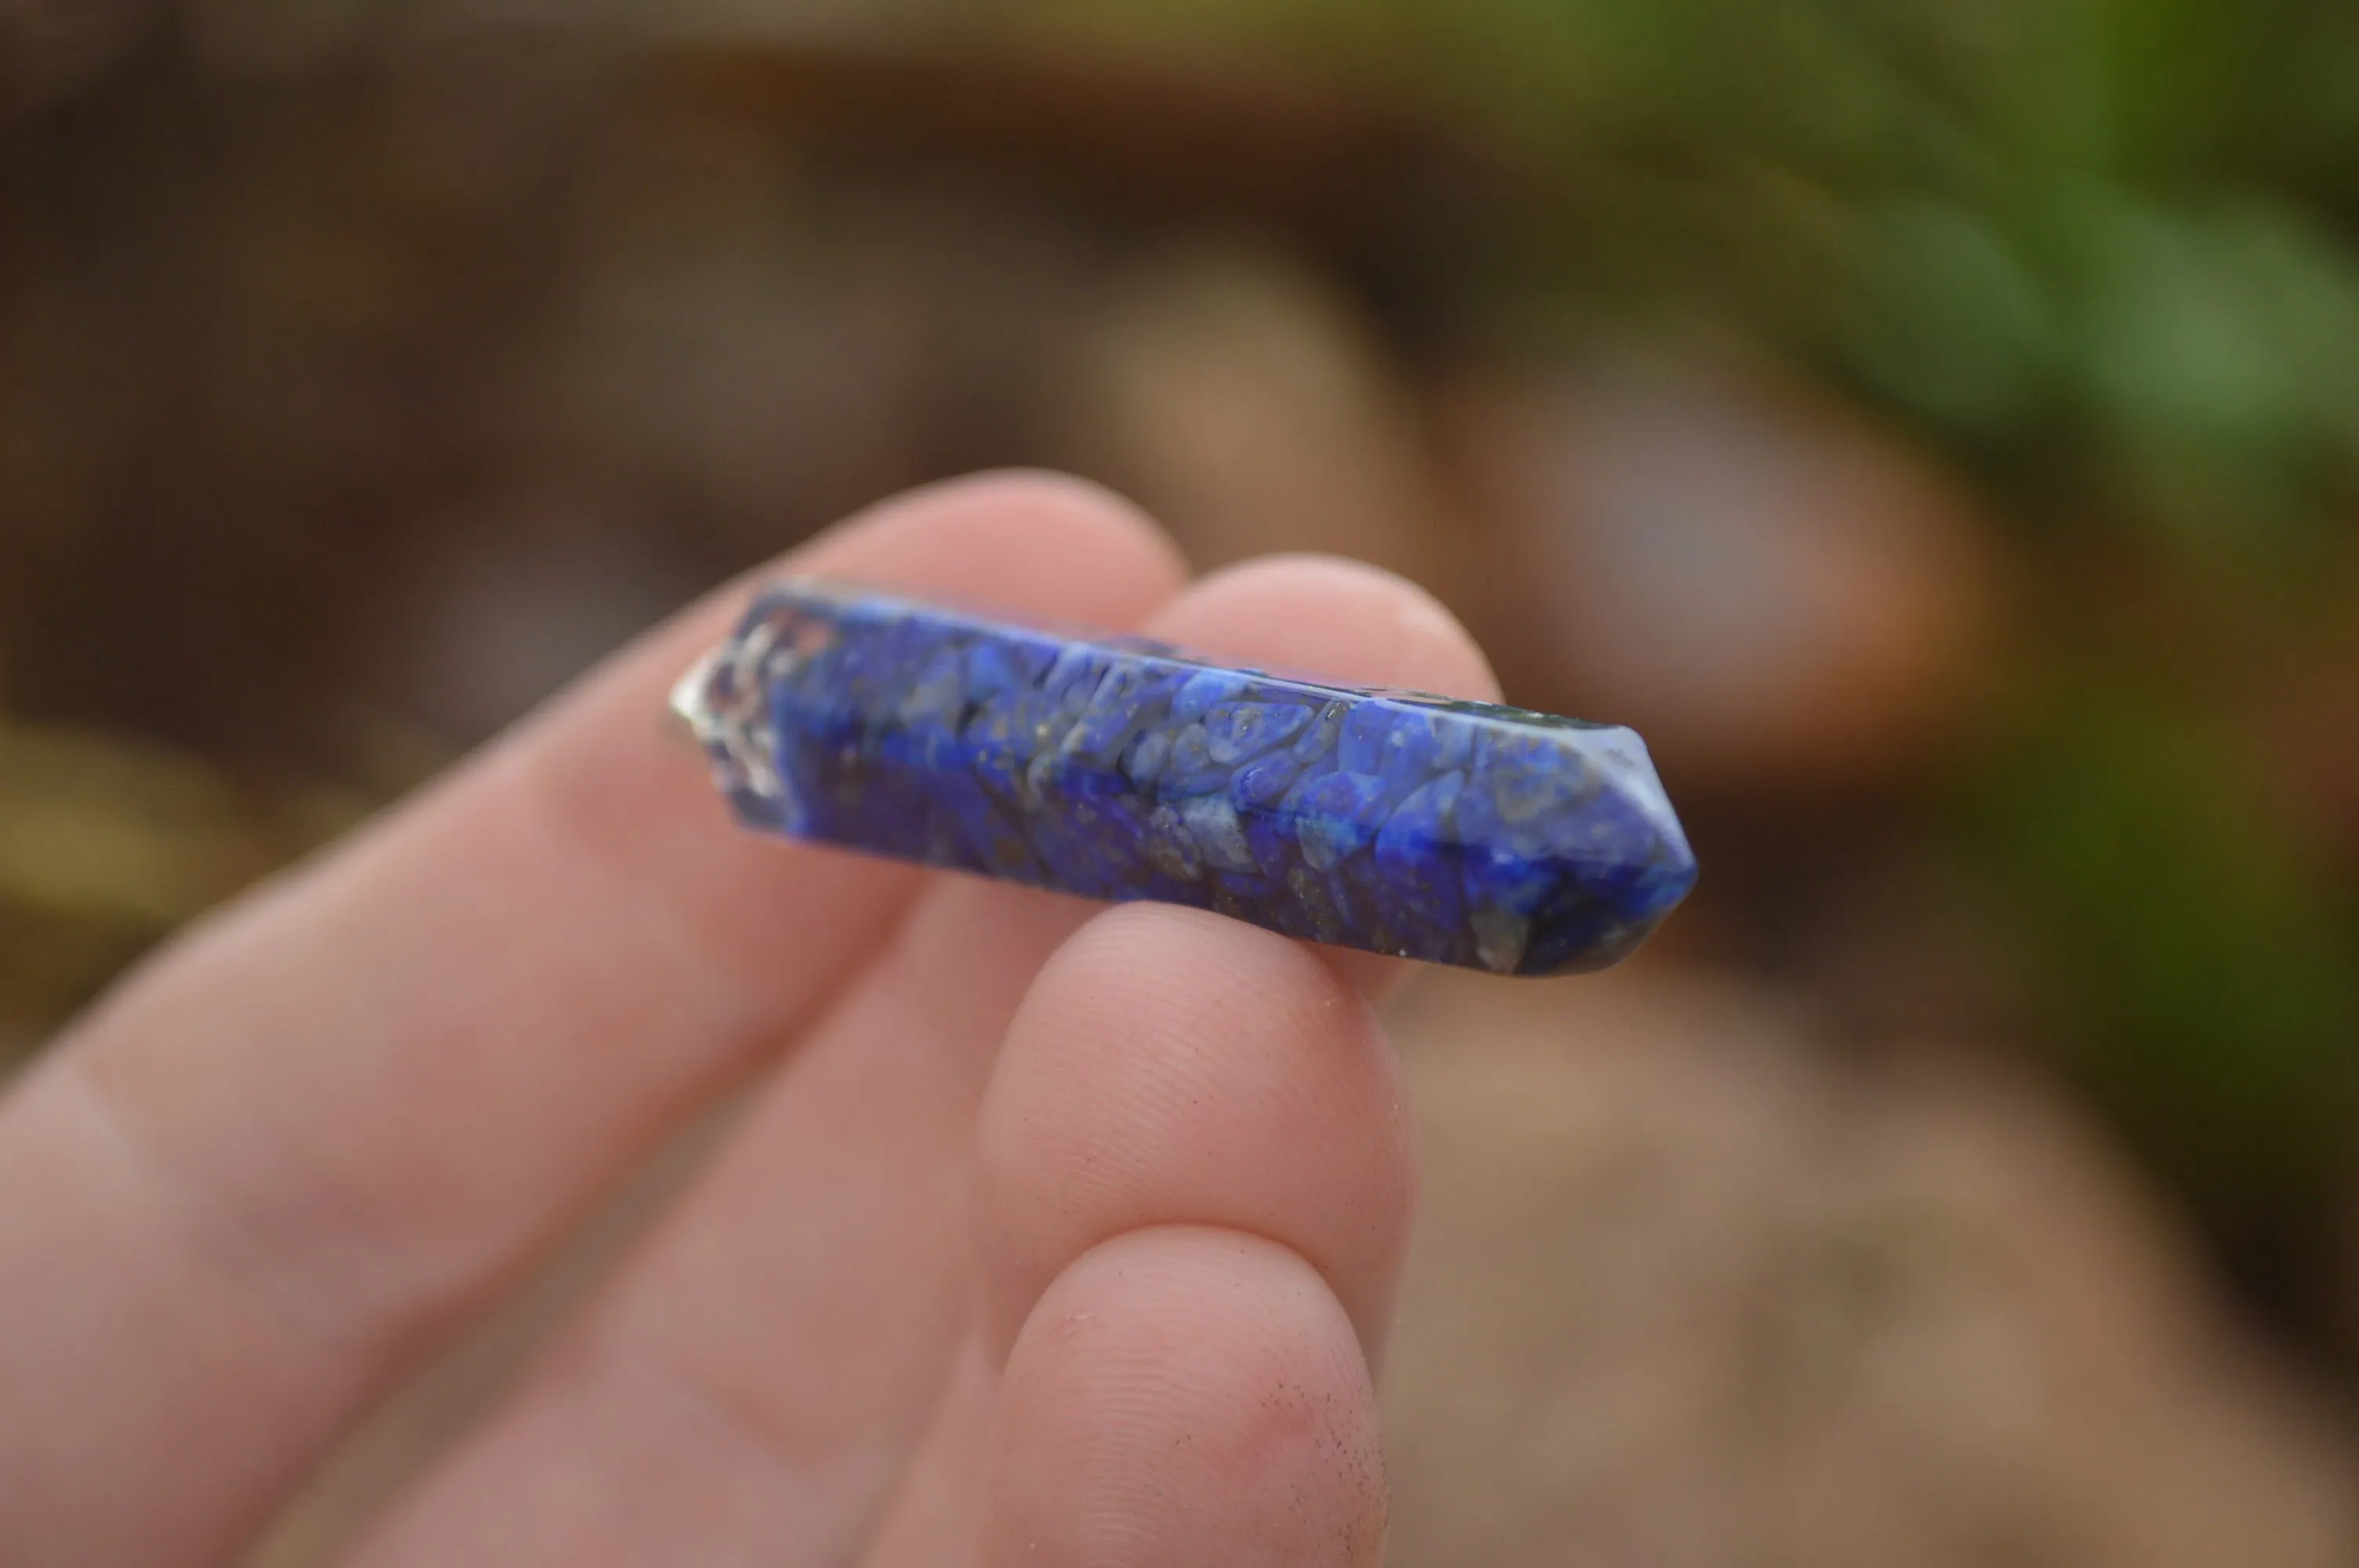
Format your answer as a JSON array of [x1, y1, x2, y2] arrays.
[[0, 472, 1186, 1568], [344, 556, 1492, 1568], [979, 1227, 1388, 1568], [865, 904, 1418, 1568], [976, 902, 1417, 1366], [333, 887, 1092, 1568], [856, 1338, 998, 1568]]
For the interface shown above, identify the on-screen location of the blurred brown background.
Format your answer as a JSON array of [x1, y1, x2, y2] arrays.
[[5, 2, 2358, 1563]]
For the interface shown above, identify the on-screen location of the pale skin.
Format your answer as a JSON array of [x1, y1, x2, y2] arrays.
[[0, 473, 1500, 1566]]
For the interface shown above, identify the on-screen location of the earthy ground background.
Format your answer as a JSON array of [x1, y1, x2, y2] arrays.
[[5, 2, 2358, 1563]]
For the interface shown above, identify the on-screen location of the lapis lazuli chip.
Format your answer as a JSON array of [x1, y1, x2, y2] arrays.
[[674, 580, 1696, 976]]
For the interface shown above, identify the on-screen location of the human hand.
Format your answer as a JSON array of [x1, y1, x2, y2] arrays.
[[0, 474, 1499, 1566]]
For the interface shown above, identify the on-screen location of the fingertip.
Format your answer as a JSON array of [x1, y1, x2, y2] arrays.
[[976, 903, 1418, 1368], [1161, 552, 1499, 705], [982, 1226, 1388, 1568], [805, 469, 1192, 628], [592, 470, 1188, 731]]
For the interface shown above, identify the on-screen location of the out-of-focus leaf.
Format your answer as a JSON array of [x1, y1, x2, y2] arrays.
[[0, 724, 275, 927], [0, 721, 318, 1051], [2062, 198, 2359, 561], [1967, 679, 2359, 1251], [1844, 198, 2055, 433]]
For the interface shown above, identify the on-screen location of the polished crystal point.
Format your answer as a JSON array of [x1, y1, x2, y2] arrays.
[[676, 581, 1696, 976]]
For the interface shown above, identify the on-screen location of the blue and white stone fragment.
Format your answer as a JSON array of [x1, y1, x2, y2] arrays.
[[674, 580, 1696, 976]]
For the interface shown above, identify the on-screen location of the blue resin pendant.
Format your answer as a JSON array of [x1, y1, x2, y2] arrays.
[[674, 581, 1696, 976]]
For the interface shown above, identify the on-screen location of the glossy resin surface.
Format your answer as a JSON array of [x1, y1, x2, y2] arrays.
[[675, 581, 1696, 975]]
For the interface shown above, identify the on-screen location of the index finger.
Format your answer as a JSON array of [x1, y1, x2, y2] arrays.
[[0, 473, 1187, 1568]]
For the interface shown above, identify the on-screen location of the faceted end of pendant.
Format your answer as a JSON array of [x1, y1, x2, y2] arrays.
[[1470, 724, 1698, 978], [671, 608, 812, 836], [668, 650, 723, 741]]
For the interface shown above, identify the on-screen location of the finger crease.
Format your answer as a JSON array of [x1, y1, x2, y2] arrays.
[[59, 1041, 432, 1367]]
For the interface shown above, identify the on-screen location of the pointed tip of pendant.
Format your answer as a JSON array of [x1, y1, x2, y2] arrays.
[[668, 650, 723, 743], [1510, 726, 1698, 977]]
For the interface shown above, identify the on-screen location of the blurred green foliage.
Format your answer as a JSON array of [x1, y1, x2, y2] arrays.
[[1969, 683, 2358, 1270], [0, 722, 373, 1063], [1039, 0, 2359, 564]]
